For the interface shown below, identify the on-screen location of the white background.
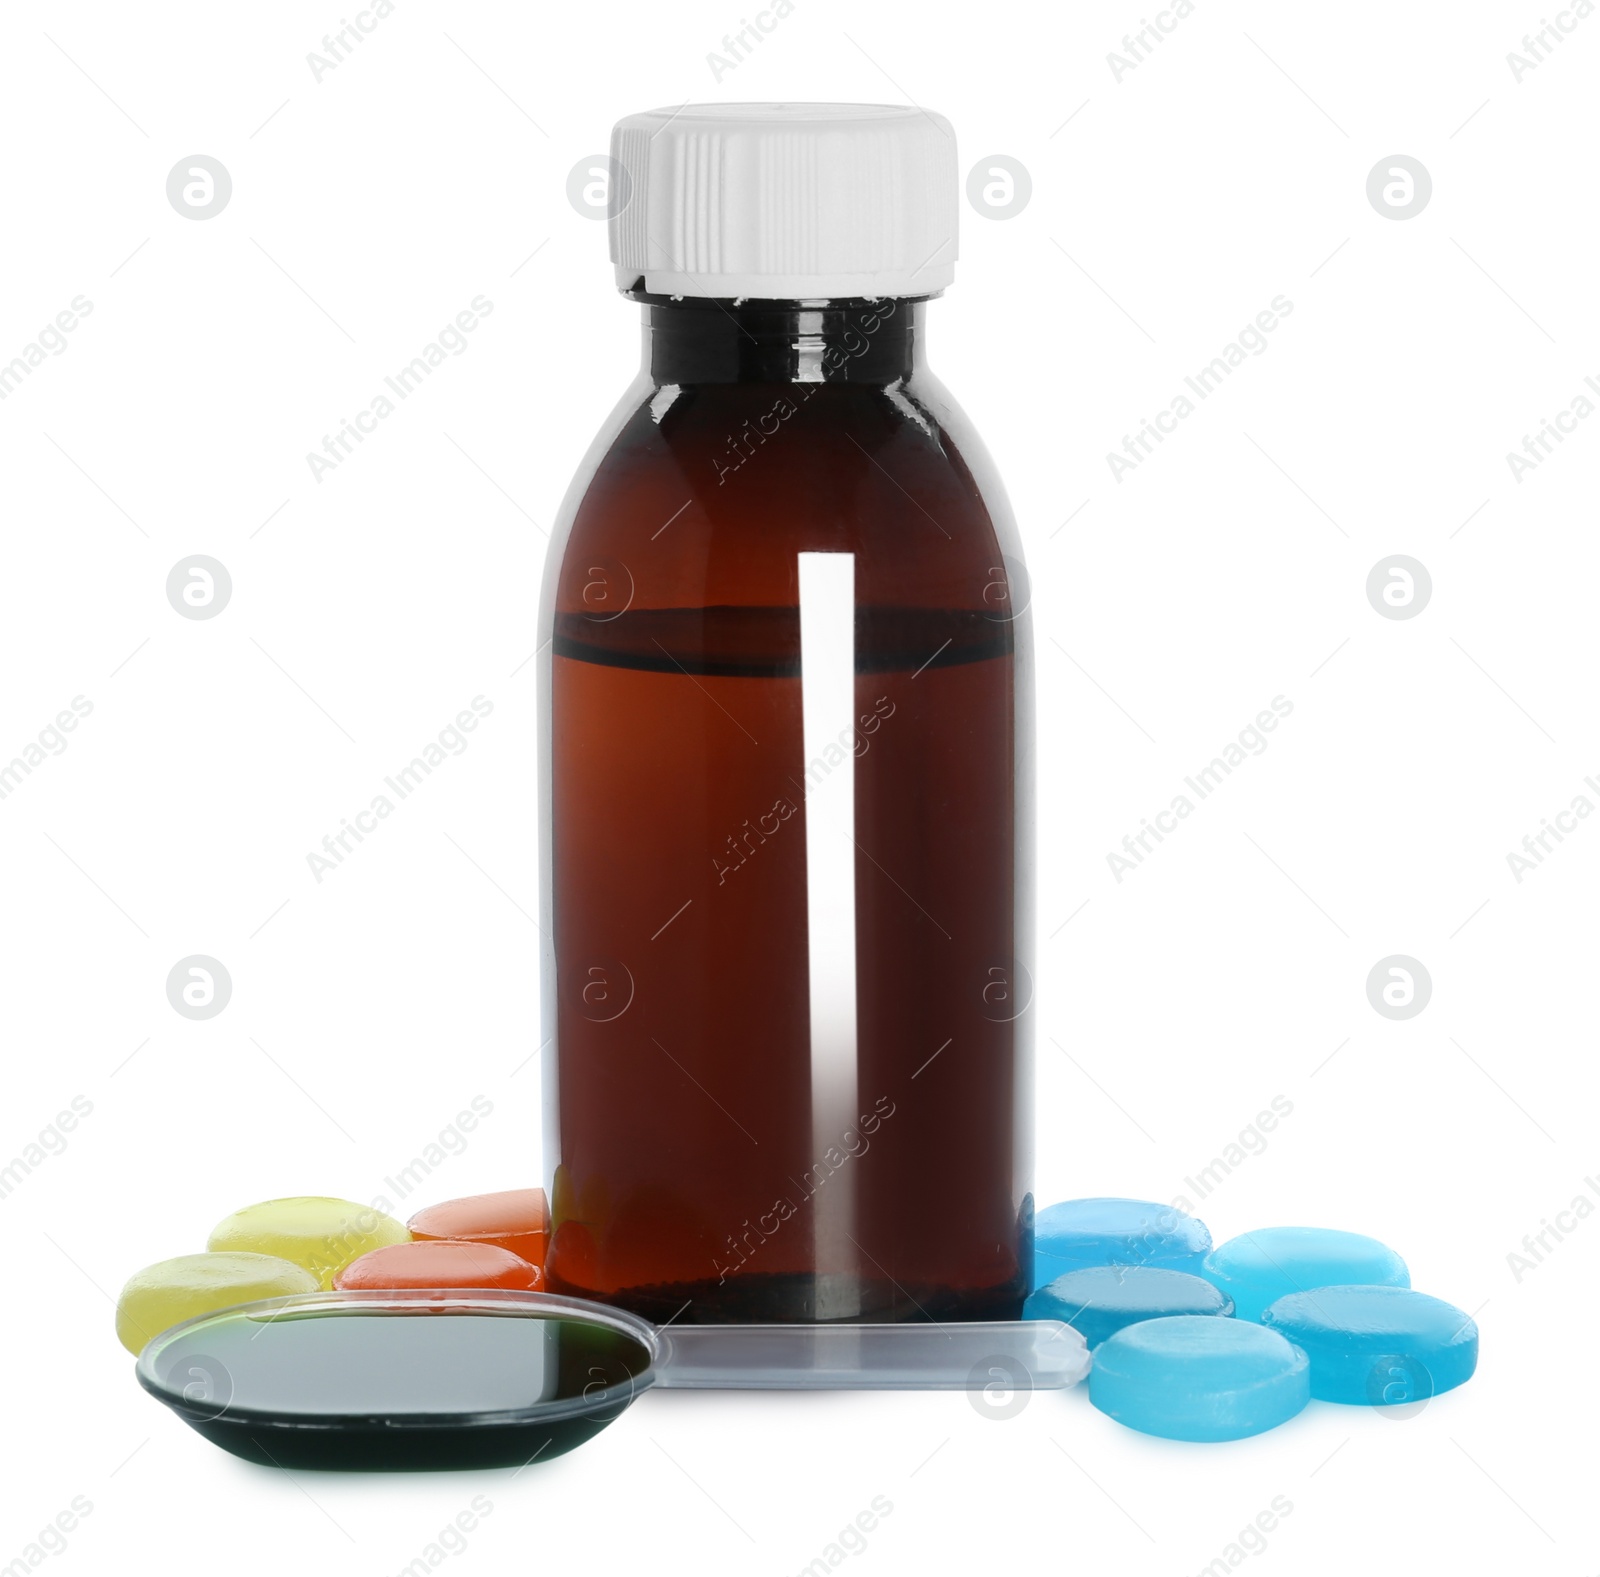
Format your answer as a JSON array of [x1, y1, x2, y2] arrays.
[[1, 1, 1593, 1573]]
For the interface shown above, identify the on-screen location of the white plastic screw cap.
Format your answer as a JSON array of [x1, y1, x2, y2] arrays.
[[609, 102, 958, 300]]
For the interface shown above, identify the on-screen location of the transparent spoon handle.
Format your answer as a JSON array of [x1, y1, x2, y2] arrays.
[[653, 1319, 1089, 1390]]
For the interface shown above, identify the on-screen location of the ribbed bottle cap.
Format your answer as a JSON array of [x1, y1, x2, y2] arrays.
[[609, 102, 958, 301]]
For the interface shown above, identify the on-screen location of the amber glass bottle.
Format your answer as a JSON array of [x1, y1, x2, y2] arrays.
[[538, 105, 1032, 1324]]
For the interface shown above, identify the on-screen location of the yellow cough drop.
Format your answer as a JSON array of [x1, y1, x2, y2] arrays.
[[116, 1252, 318, 1354], [207, 1196, 411, 1289]]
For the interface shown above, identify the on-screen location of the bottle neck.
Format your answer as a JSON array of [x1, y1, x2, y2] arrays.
[[637, 295, 926, 385]]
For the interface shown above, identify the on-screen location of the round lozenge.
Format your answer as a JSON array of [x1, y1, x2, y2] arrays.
[[1025, 1265, 1233, 1347], [208, 1197, 410, 1289], [1261, 1284, 1477, 1405], [1202, 1227, 1409, 1322], [1090, 1315, 1310, 1442], [1034, 1198, 1211, 1290], [335, 1239, 544, 1293], [116, 1252, 319, 1355], [408, 1188, 550, 1268]]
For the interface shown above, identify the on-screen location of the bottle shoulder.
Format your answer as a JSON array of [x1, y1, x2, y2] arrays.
[[547, 372, 1021, 618]]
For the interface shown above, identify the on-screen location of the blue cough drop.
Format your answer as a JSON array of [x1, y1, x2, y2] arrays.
[[1261, 1284, 1478, 1405], [1033, 1197, 1212, 1291], [1090, 1315, 1310, 1442], [1201, 1227, 1409, 1322], [1025, 1265, 1233, 1348]]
